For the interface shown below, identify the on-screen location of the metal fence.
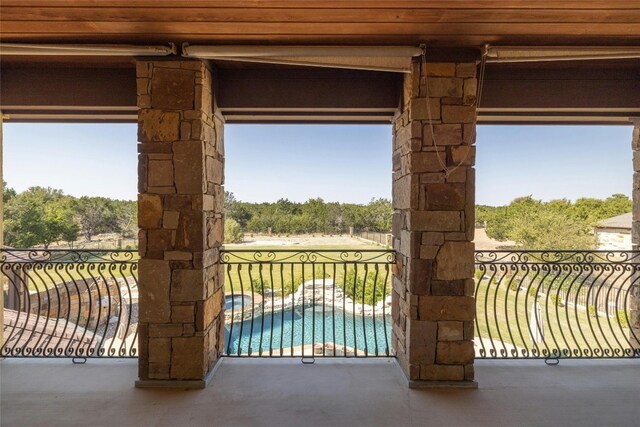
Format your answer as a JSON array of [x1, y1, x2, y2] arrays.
[[1, 249, 138, 358], [475, 250, 640, 360], [353, 230, 392, 248], [221, 249, 395, 358]]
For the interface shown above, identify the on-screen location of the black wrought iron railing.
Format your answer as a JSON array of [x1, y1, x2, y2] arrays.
[[221, 249, 395, 358], [475, 250, 640, 360], [1, 249, 138, 358], [4, 247, 639, 362]]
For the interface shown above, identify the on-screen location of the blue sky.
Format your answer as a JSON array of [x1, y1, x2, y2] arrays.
[[476, 125, 633, 205], [2, 123, 634, 206]]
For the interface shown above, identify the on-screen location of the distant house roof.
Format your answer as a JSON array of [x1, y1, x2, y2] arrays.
[[595, 213, 632, 231]]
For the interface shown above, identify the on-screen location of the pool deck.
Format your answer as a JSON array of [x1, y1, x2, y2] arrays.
[[225, 342, 359, 357], [2, 357, 639, 426]]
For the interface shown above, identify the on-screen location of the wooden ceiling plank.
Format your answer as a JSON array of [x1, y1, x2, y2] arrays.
[[1, 1, 640, 9], [4, 34, 640, 47], [2, 7, 640, 24], [2, 21, 639, 36]]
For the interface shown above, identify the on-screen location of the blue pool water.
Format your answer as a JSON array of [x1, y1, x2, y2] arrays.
[[225, 304, 392, 356], [225, 295, 252, 310]]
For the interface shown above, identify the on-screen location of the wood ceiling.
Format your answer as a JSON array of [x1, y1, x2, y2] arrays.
[[1, 1, 640, 47]]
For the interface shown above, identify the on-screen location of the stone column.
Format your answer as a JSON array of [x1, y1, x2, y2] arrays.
[[631, 121, 640, 348], [1, 111, 4, 346], [135, 59, 225, 388], [392, 61, 477, 388]]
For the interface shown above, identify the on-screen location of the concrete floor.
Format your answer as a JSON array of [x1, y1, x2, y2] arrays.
[[1, 358, 639, 427]]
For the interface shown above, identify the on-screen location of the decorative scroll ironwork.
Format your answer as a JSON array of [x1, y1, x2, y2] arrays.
[[222, 249, 396, 264], [475, 250, 640, 359], [475, 250, 640, 265], [1, 249, 138, 358], [220, 249, 395, 358]]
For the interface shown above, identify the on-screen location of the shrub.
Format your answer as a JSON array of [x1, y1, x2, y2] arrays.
[[224, 218, 244, 243], [250, 278, 270, 294], [272, 276, 304, 297], [342, 268, 389, 306], [550, 294, 565, 307], [588, 305, 598, 318], [616, 309, 629, 328]]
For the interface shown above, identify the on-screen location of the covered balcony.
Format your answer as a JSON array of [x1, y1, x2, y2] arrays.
[[2, 245, 640, 427], [1, 1, 640, 426]]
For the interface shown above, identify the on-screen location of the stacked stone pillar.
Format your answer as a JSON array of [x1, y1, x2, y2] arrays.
[[0, 112, 4, 346], [135, 59, 225, 388], [392, 61, 477, 387], [631, 121, 640, 348]]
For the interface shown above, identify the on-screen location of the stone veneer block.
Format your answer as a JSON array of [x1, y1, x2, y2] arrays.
[[138, 110, 180, 142]]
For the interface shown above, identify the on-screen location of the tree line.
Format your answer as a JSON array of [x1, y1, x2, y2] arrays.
[[224, 192, 392, 236], [1, 184, 392, 248], [476, 194, 632, 250], [3, 182, 136, 248], [3, 181, 632, 250]]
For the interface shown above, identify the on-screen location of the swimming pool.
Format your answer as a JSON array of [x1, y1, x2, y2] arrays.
[[225, 295, 253, 310], [224, 303, 392, 356]]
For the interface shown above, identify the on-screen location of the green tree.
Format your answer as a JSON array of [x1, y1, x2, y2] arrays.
[[225, 192, 254, 229], [73, 196, 119, 241], [363, 198, 392, 232], [50, 196, 80, 246], [483, 195, 604, 250], [114, 200, 137, 238], [231, 203, 253, 229], [224, 191, 237, 208], [302, 198, 327, 233], [326, 203, 346, 233], [3, 180, 16, 205], [4, 187, 67, 248], [60, 222, 81, 247], [224, 218, 244, 243], [508, 209, 596, 250], [570, 194, 631, 225], [475, 204, 497, 227]]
